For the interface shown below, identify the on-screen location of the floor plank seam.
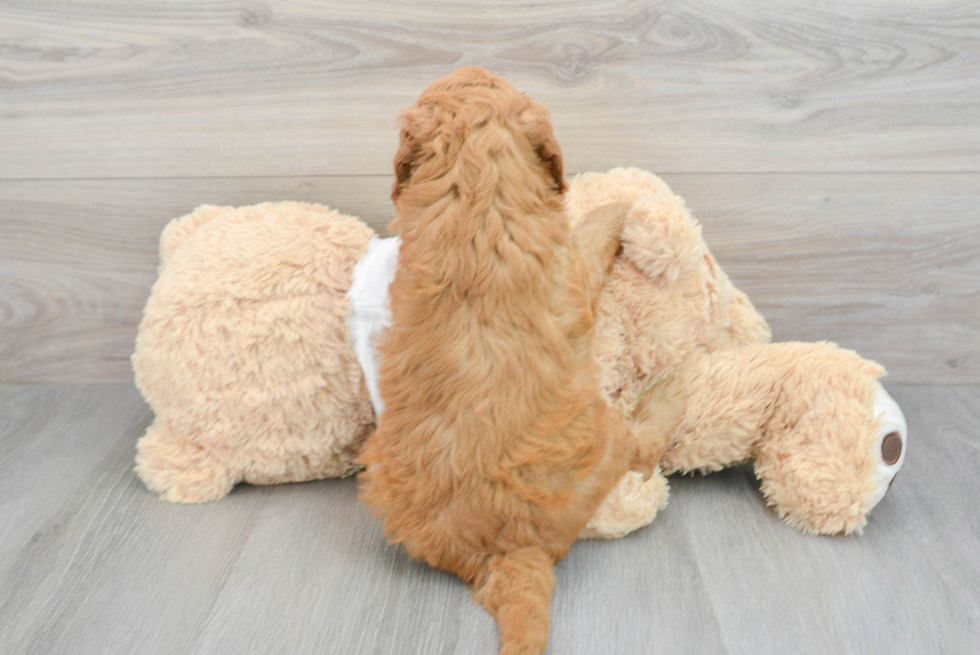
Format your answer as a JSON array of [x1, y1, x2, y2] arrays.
[[3, 171, 980, 183]]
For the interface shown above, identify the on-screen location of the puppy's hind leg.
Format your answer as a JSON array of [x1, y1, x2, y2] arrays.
[[473, 547, 556, 655]]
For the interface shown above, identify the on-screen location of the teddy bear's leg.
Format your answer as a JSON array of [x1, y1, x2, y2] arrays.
[[580, 408, 672, 540], [662, 342, 898, 534], [580, 469, 670, 539], [135, 418, 239, 504]]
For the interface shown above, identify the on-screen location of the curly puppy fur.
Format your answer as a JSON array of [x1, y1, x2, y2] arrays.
[[358, 68, 654, 655]]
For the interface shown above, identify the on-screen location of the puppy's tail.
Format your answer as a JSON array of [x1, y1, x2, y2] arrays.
[[473, 547, 556, 655]]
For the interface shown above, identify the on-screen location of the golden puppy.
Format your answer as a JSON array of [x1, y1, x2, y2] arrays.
[[359, 67, 652, 655]]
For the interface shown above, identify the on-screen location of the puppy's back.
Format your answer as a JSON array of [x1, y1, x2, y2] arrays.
[[359, 67, 635, 655]]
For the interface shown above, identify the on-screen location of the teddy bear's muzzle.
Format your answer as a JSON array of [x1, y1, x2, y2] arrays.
[[866, 384, 908, 513]]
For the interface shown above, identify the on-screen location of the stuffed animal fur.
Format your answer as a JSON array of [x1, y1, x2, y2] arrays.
[[132, 169, 907, 536], [133, 202, 377, 501], [567, 169, 907, 537]]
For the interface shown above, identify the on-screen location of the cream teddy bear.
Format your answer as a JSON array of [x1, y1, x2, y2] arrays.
[[132, 169, 906, 537], [570, 168, 907, 537]]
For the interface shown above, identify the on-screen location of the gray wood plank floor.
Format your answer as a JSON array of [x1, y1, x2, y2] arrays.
[[1, 384, 977, 654]]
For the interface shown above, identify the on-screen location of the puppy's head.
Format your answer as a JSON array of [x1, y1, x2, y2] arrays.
[[391, 67, 565, 209]]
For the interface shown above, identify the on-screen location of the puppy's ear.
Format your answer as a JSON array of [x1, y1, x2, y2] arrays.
[[520, 103, 566, 195], [392, 116, 422, 202]]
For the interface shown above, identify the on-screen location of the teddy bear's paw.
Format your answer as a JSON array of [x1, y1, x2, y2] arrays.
[[580, 469, 669, 540], [865, 382, 908, 513], [135, 420, 239, 504]]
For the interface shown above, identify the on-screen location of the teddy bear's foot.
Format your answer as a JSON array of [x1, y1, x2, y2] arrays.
[[580, 468, 669, 540], [865, 383, 908, 512], [135, 419, 239, 504]]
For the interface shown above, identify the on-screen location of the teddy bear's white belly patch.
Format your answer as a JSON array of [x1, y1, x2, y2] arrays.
[[346, 236, 401, 416]]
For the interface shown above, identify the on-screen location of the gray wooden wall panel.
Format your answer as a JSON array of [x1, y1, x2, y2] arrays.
[[1, 1, 978, 384], [1, 0, 978, 178], [2, 174, 977, 384]]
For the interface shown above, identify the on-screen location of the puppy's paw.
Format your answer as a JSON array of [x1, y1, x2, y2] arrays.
[[632, 440, 660, 481]]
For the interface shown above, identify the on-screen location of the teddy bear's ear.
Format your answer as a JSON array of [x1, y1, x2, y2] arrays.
[[620, 194, 700, 283], [159, 205, 230, 267], [519, 102, 566, 195]]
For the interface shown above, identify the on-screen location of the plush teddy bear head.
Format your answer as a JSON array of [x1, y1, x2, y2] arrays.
[[569, 169, 905, 538]]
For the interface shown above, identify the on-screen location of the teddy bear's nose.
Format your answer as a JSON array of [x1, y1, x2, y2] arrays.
[[881, 432, 902, 465]]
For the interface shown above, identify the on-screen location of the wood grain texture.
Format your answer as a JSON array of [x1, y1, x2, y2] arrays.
[[0, 176, 394, 384], [2, 174, 977, 384], [0, 385, 149, 567], [0, 384, 976, 654], [0, 385, 268, 655], [1, 0, 978, 178]]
